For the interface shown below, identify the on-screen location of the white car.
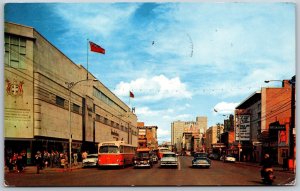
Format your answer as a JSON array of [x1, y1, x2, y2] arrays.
[[82, 154, 98, 167], [223, 154, 236, 163], [160, 152, 178, 168]]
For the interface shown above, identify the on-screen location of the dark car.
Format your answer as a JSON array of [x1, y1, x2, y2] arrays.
[[192, 157, 211, 168], [208, 153, 220, 160], [133, 148, 153, 168]]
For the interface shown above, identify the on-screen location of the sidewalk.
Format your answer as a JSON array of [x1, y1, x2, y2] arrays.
[[235, 161, 295, 174], [5, 164, 83, 174]]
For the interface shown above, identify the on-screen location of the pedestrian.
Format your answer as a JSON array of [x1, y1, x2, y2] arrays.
[[73, 152, 78, 166], [64, 152, 69, 169], [7, 154, 14, 172], [260, 153, 273, 178], [35, 151, 43, 174], [16, 153, 24, 173]]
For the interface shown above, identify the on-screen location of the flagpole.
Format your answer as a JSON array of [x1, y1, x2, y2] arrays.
[[87, 38, 89, 80], [129, 91, 131, 109]]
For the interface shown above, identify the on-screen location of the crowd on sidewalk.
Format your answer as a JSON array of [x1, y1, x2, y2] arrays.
[[5, 150, 89, 174]]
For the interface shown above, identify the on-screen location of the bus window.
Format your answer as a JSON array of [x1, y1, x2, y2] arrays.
[[99, 146, 119, 153], [119, 146, 124, 153]]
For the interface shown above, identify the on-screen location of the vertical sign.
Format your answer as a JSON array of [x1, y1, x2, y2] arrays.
[[235, 115, 250, 141]]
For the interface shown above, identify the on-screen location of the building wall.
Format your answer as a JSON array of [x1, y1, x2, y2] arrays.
[[4, 22, 138, 157], [4, 23, 35, 139], [205, 125, 223, 151]]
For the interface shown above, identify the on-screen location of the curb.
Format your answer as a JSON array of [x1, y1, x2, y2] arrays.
[[235, 162, 295, 174]]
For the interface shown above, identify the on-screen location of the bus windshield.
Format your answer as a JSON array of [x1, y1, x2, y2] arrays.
[[99, 146, 119, 153]]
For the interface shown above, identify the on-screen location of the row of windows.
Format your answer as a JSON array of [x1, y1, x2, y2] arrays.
[[93, 88, 127, 113], [5, 34, 27, 69], [95, 113, 137, 135], [55, 95, 137, 135]]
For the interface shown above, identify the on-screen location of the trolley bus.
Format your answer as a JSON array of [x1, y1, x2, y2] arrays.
[[98, 141, 136, 168]]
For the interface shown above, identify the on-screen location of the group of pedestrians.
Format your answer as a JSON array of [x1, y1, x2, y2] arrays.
[[6, 150, 85, 174], [34, 150, 83, 173], [5, 152, 26, 173]]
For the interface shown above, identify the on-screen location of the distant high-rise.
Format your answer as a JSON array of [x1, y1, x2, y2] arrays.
[[171, 116, 207, 153]]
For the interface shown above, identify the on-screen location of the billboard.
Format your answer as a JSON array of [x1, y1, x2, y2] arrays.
[[235, 115, 250, 141]]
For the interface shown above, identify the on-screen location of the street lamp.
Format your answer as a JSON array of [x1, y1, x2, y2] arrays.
[[264, 76, 296, 159], [65, 78, 98, 170]]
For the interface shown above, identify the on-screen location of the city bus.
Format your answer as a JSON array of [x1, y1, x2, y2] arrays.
[[98, 141, 136, 168]]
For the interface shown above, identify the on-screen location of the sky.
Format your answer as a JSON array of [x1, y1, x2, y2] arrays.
[[4, 2, 296, 143]]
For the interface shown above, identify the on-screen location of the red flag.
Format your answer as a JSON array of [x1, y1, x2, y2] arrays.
[[89, 41, 105, 54], [129, 91, 134, 98]]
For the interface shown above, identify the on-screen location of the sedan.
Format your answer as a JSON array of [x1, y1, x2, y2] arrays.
[[192, 157, 211, 168], [82, 154, 98, 167], [223, 154, 236, 163]]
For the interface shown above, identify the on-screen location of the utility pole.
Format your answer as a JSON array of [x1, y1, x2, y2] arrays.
[[289, 75, 295, 158]]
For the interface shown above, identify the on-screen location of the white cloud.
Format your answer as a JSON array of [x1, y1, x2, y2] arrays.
[[114, 75, 192, 101], [213, 102, 239, 115], [55, 4, 139, 38]]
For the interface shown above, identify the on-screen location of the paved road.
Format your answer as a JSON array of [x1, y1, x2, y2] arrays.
[[4, 156, 295, 186]]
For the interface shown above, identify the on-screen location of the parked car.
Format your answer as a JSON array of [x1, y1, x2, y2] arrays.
[[222, 154, 236, 163], [82, 154, 98, 167], [192, 157, 211, 168], [160, 152, 178, 168], [208, 153, 220, 160], [133, 148, 153, 168]]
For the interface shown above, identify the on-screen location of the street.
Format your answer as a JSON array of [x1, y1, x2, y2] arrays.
[[4, 156, 295, 186]]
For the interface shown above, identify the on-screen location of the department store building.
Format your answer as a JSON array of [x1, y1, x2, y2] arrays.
[[4, 22, 138, 164]]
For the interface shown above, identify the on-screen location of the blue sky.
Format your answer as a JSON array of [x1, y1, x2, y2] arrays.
[[4, 2, 295, 143]]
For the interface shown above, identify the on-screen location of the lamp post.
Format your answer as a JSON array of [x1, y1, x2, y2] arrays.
[[65, 78, 98, 170], [264, 76, 296, 159]]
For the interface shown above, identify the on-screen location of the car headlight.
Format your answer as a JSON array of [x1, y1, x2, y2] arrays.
[[134, 160, 137, 163]]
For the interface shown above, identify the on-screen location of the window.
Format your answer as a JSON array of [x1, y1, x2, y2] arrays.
[[73, 104, 80, 113], [56, 96, 65, 108], [99, 146, 119, 153], [96, 114, 100, 121], [5, 34, 27, 69]]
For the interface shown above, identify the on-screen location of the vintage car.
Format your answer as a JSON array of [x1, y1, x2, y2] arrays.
[[221, 154, 236, 163], [160, 152, 178, 168], [133, 148, 153, 168], [82, 154, 98, 167], [208, 153, 220, 160], [192, 157, 211, 168]]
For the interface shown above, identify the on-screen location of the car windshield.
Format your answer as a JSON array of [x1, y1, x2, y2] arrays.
[[87, 155, 97, 158], [99, 146, 119, 153], [160, 149, 169, 152], [136, 152, 149, 158], [194, 153, 207, 158], [163, 154, 176, 158]]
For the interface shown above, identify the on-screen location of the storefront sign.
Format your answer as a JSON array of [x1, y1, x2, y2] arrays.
[[235, 115, 250, 141], [270, 125, 285, 130]]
